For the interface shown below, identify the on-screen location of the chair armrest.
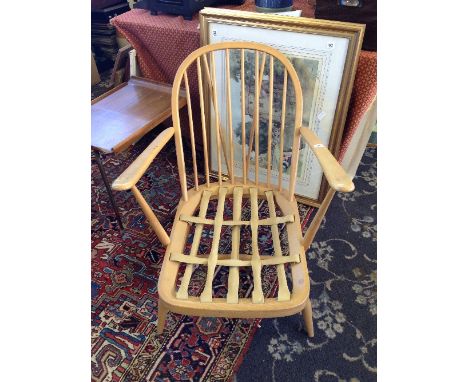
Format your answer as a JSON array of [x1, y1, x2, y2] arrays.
[[300, 126, 354, 193], [112, 127, 175, 191]]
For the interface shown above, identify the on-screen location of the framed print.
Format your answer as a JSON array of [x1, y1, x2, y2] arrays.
[[200, 8, 364, 206]]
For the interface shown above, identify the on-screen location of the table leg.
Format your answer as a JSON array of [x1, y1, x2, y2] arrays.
[[93, 150, 124, 229]]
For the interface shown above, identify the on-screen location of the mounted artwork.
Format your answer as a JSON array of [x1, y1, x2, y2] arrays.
[[200, 8, 364, 205]]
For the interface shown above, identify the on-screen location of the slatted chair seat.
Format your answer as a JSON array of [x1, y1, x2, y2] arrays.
[[171, 185, 298, 304], [112, 41, 354, 337], [157, 182, 312, 319]]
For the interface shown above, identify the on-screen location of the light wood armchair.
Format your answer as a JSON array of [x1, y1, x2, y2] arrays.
[[112, 42, 354, 337]]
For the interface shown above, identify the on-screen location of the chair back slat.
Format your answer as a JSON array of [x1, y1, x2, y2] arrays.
[[196, 57, 210, 188], [254, 51, 260, 185], [279, 71, 288, 192], [247, 51, 268, 186], [209, 51, 233, 182], [171, 42, 303, 197], [183, 71, 198, 190], [208, 51, 223, 185], [267, 55, 274, 187], [240, 48, 247, 185], [225, 49, 235, 185]]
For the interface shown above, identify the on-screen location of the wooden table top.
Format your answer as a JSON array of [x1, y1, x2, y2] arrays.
[[92, 76, 186, 154]]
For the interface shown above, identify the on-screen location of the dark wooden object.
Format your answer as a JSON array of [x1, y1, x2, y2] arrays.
[[315, 0, 376, 51], [134, 0, 245, 20], [91, 2, 130, 21], [92, 77, 187, 227]]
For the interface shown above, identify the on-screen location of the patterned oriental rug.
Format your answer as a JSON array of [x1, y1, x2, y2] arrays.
[[91, 126, 317, 381], [91, 76, 377, 382]]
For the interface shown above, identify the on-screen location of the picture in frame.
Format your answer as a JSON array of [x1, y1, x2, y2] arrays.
[[200, 8, 365, 206]]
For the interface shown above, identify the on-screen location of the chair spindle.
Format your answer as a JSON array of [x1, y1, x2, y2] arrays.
[[241, 49, 246, 185], [208, 52, 223, 185], [246, 51, 258, 180], [267, 55, 274, 187], [279, 71, 288, 191], [203, 52, 232, 181], [183, 71, 198, 190], [196, 57, 210, 187], [225, 49, 235, 185]]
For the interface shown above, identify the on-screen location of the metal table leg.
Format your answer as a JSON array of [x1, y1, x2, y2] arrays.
[[93, 150, 124, 229]]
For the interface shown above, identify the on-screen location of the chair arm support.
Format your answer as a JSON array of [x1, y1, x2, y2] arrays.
[[300, 126, 355, 193], [112, 127, 175, 191]]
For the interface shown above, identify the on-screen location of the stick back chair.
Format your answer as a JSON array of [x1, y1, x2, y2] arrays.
[[112, 41, 354, 337]]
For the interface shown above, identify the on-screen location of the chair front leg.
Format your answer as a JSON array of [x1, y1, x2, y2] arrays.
[[157, 301, 169, 334]]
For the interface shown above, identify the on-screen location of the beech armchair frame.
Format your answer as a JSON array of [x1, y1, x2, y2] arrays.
[[112, 42, 354, 337]]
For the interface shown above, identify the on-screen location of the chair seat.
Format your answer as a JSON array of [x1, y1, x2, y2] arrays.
[[158, 183, 310, 319]]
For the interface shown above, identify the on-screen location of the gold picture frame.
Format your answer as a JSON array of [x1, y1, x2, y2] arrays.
[[200, 8, 365, 206]]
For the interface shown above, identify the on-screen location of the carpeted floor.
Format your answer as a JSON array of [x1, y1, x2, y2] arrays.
[[236, 148, 377, 382], [91, 77, 377, 381], [91, 127, 319, 381]]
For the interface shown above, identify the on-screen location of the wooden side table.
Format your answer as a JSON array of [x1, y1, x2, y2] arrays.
[[92, 76, 187, 228]]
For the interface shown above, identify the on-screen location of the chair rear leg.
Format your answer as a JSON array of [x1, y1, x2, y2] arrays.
[[157, 302, 169, 334], [302, 298, 314, 338]]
